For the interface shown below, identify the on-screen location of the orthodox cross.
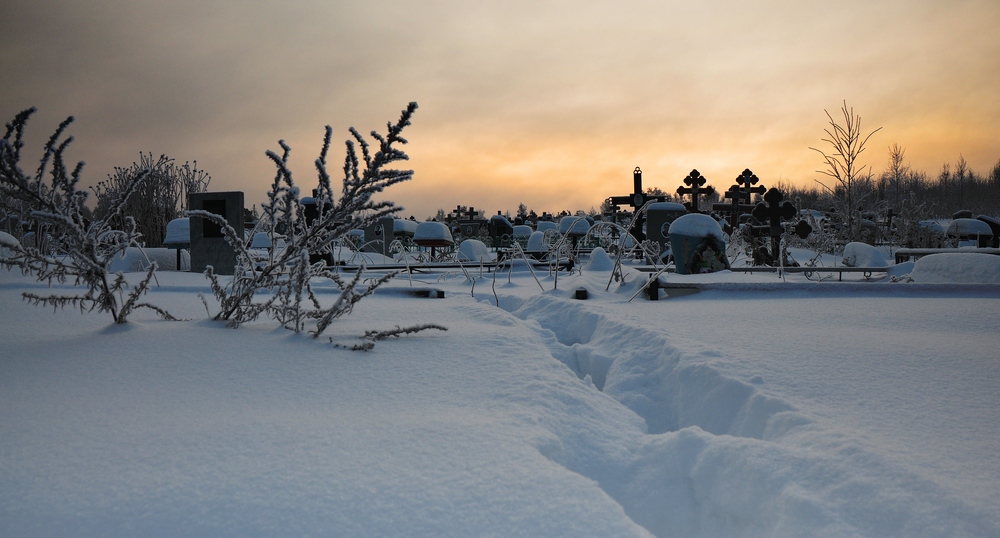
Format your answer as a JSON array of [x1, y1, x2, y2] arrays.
[[608, 167, 665, 210], [750, 187, 809, 263], [676, 169, 715, 213], [607, 167, 668, 240], [732, 169, 767, 205], [713, 169, 767, 230]]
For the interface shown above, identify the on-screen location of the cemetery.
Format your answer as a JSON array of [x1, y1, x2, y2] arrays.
[[2, 107, 999, 537], [130, 163, 995, 297]]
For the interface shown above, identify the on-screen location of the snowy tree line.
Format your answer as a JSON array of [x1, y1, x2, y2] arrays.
[[777, 150, 1000, 219]]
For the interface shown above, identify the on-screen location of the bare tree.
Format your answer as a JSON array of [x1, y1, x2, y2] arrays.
[[879, 143, 910, 210], [810, 101, 882, 242]]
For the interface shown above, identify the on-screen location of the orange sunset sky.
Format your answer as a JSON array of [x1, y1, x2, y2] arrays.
[[2, 0, 998, 220]]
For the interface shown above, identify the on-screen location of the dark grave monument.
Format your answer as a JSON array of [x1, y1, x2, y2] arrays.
[[608, 167, 669, 241], [301, 190, 337, 265], [189, 192, 245, 274], [712, 169, 766, 231], [489, 211, 514, 248], [645, 202, 688, 256], [749, 188, 812, 265], [447, 206, 486, 239], [189, 191, 244, 275], [676, 169, 715, 213]]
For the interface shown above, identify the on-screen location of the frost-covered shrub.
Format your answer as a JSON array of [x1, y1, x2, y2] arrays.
[[0, 108, 176, 323], [93, 153, 210, 248], [191, 102, 420, 337]]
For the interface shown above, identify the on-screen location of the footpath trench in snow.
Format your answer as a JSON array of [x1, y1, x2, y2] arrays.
[[493, 293, 798, 440], [477, 288, 997, 537]]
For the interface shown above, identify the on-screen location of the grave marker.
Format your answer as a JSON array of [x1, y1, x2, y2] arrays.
[[189, 191, 245, 275], [607, 167, 669, 240], [749, 187, 811, 264], [712, 169, 767, 230], [676, 169, 715, 213]]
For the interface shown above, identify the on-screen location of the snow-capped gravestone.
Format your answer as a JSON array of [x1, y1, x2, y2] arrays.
[[668, 213, 730, 274], [489, 212, 514, 248], [457, 239, 491, 262], [414, 221, 454, 257], [947, 218, 994, 248], [558, 215, 591, 249], [162, 218, 190, 271], [189, 192, 244, 275]]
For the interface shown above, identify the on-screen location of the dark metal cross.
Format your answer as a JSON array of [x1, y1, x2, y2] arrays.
[[751, 188, 799, 262], [713, 169, 767, 230], [609, 167, 664, 210], [732, 169, 767, 205], [607, 167, 669, 240], [676, 169, 715, 213]]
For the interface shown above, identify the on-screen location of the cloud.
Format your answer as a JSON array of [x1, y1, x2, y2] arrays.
[[2, 0, 997, 220]]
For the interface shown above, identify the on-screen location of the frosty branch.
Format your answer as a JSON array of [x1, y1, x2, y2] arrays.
[[191, 102, 422, 338], [0, 108, 176, 323]]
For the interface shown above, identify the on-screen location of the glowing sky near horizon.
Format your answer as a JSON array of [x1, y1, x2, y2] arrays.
[[2, 0, 998, 219]]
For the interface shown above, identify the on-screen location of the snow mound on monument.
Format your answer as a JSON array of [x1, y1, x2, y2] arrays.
[[458, 239, 493, 262], [108, 247, 190, 272], [668, 213, 725, 240], [842, 242, 888, 267], [584, 247, 615, 271], [908, 252, 1000, 284]]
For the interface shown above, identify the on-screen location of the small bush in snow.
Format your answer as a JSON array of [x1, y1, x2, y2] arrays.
[[191, 102, 420, 337], [0, 108, 176, 323], [93, 153, 211, 248]]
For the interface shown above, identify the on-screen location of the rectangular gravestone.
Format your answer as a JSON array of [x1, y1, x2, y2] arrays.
[[363, 216, 396, 257], [189, 191, 244, 275]]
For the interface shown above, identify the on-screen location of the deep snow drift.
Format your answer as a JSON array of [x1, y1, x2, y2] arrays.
[[1, 251, 998, 537]]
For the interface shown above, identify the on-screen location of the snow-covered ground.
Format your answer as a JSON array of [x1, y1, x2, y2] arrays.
[[2, 251, 999, 537]]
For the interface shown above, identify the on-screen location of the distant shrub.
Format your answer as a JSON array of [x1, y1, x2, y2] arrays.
[[94, 153, 210, 247]]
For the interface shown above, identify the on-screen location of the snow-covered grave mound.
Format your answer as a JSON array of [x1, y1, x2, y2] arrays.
[[0, 231, 18, 256], [457, 239, 492, 262], [908, 252, 1000, 284], [108, 247, 190, 272], [583, 246, 615, 271], [841, 241, 888, 267]]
